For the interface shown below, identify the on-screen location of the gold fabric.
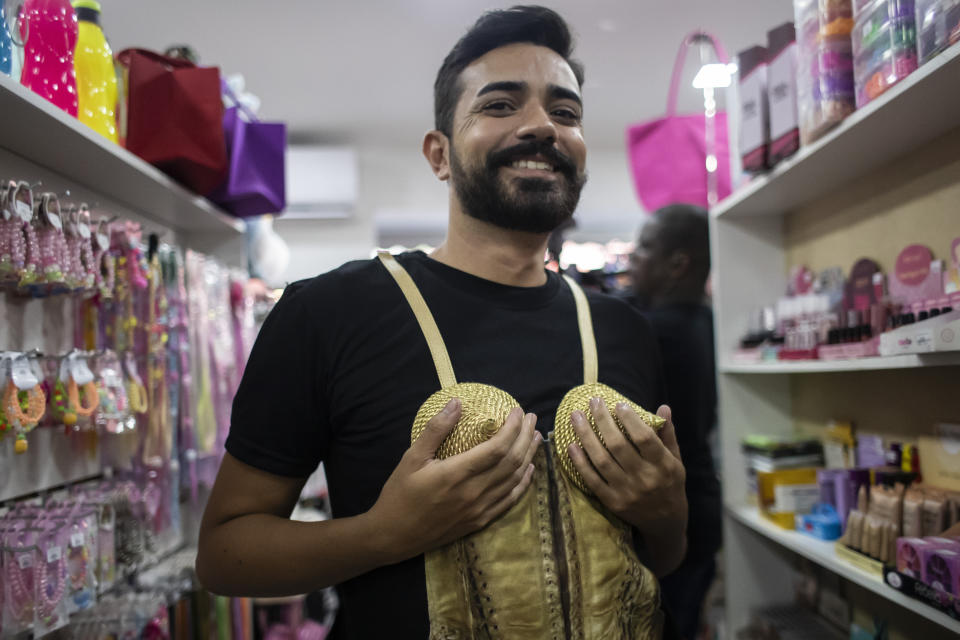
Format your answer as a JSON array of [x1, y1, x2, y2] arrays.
[[553, 382, 666, 494], [412, 383, 520, 460], [376, 252, 664, 639], [379, 249, 458, 388]]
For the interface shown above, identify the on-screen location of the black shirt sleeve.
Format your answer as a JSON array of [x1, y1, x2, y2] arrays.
[[225, 281, 329, 477]]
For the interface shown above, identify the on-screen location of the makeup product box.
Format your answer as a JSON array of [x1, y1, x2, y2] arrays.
[[897, 536, 960, 576], [758, 467, 821, 529], [738, 45, 769, 173], [766, 23, 800, 166], [917, 427, 960, 493], [916, 0, 960, 65], [925, 548, 960, 594], [879, 308, 960, 355], [818, 468, 871, 527]]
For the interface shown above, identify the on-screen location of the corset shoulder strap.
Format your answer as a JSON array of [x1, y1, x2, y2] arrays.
[[377, 251, 457, 389]]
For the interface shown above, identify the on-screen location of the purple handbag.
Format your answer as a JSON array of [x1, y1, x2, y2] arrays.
[[626, 31, 732, 212], [210, 85, 287, 218]]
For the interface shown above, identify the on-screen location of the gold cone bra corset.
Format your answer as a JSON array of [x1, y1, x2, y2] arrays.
[[379, 252, 666, 639]]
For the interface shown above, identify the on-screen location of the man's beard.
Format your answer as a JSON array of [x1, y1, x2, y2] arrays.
[[449, 140, 587, 234]]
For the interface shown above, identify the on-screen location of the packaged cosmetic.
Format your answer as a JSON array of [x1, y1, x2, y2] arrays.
[[793, 0, 857, 144], [818, 468, 870, 527], [915, 0, 960, 64], [758, 467, 821, 529], [738, 45, 770, 173], [853, 0, 919, 106], [923, 490, 949, 536], [903, 487, 924, 537], [766, 23, 800, 166], [822, 421, 856, 468], [925, 548, 960, 593], [897, 536, 931, 575]]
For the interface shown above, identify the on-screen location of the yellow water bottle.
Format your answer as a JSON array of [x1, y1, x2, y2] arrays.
[[72, 0, 117, 142]]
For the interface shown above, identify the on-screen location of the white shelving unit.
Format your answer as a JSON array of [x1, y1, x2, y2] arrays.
[[0, 73, 243, 503], [0, 73, 244, 236], [728, 506, 960, 635], [713, 43, 960, 220], [722, 351, 960, 374], [711, 42, 960, 638]]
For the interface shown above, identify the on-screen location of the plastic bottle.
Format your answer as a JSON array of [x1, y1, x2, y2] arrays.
[[1, 4, 13, 76], [72, 0, 116, 141], [19, 0, 78, 116]]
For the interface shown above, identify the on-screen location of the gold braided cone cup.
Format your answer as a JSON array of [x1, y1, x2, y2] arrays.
[[553, 382, 665, 494], [411, 383, 521, 458]]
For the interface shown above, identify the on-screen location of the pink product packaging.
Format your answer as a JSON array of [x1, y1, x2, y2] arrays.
[[925, 549, 960, 594], [897, 537, 932, 576], [897, 536, 960, 575], [737, 45, 769, 173], [766, 22, 800, 166]]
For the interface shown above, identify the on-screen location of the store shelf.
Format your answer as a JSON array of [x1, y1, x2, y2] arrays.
[[713, 43, 960, 219], [728, 505, 960, 633], [721, 351, 960, 373], [0, 73, 244, 235]]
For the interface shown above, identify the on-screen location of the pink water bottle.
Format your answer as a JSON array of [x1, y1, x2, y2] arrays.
[[19, 0, 79, 116]]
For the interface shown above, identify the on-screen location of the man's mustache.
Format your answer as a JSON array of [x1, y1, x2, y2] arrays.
[[486, 141, 578, 180]]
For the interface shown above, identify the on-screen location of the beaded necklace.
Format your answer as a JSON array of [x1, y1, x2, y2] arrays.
[[34, 193, 66, 289], [5, 546, 37, 628], [144, 251, 171, 466], [35, 539, 66, 628], [0, 181, 15, 279], [1, 181, 37, 286], [3, 379, 46, 454]]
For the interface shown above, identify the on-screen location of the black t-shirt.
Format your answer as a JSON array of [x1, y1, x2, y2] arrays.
[[640, 303, 722, 561], [226, 251, 667, 639]]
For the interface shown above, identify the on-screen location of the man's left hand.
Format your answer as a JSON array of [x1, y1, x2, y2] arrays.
[[568, 400, 687, 543]]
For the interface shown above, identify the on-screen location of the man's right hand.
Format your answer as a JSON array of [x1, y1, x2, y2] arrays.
[[365, 398, 541, 561]]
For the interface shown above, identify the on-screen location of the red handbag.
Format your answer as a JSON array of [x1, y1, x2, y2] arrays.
[[117, 49, 228, 196]]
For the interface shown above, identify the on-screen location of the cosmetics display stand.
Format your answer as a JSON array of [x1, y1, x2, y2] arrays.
[[712, 41, 960, 639], [728, 506, 960, 632]]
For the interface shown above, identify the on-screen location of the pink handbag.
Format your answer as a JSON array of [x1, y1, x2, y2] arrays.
[[626, 31, 732, 212]]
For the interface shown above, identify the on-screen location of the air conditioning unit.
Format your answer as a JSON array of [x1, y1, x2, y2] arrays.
[[282, 146, 358, 219]]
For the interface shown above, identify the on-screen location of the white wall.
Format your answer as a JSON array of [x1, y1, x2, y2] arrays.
[[271, 143, 650, 282]]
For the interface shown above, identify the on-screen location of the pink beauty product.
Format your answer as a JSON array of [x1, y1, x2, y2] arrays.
[[925, 549, 960, 595]]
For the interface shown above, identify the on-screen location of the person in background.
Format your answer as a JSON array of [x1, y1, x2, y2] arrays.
[[629, 203, 722, 640]]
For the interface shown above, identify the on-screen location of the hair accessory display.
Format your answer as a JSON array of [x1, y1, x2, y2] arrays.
[[34, 193, 67, 289], [3, 362, 48, 454], [0, 181, 37, 287]]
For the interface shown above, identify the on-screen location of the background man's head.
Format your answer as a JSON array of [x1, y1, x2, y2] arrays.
[[425, 6, 587, 234], [630, 204, 711, 308]]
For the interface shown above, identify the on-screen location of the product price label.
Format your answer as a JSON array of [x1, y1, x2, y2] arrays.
[[44, 201, 62, 230], [102, 370, 122, 389], [71, 533, 85, 548], [68, 354, 96, 386], [95, 220, 110, 251], [11, 355, 39, 389], [16, 200, 32, 223], [47, 546, 62, 562], [18, 553, 33, 569], [771, 483, 820, 514]]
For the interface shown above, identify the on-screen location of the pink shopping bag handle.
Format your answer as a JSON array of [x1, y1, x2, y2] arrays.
[[666, 31, 729, 115]]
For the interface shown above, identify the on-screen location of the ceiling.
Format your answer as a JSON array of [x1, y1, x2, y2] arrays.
[[104, 0, 794, 151]]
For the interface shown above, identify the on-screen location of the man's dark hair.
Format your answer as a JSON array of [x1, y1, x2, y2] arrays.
[[652, 204, 711, 286], [434, 5, 585, 137]]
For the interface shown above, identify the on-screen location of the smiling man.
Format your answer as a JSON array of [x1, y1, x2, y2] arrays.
[[197, 6, 687, 639]]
